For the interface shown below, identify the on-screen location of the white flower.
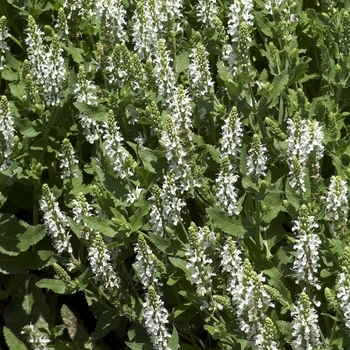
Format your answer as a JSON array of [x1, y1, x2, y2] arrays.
[[59, 138, 79, 179], [126, 186, 142, 204], [40, 184, 72, 254], [102, 110, 133, 179], [336, 247, 350, 330], [153, 39, 176, 105], [160, 174, 185, 227], [189, 42, 214, 96], [325, 175, 348, 222], [247, 134, 268, 177], [25, 17, 66, 105], [185, 224, 216, 299], [95, 0, 126, 44], [88, 233, 119, 290], [77, 113, 101, 144], [72, 192, 95, 240], [143, 286, 171, 350], [0, 16, 10, 70], [22, 323, 51, 350], [216, 159, 240, 216], [227, 0, 254, 41], [221, 107, 243, 161], [196, 0, 217, 28], [286, 116, 324, 191], [230, 259, 273, 343], [0, 95, 15, 171], [74, 67, 98, 106], [292, 205, 321, 290], [291, 292, 321, 350], [134, 235, 160, 288]]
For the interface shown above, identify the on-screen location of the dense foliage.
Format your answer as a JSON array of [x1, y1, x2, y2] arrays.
[[1, 0, 350, 349]]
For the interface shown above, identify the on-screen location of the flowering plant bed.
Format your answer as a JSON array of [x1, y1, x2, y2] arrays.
[[1, 0, 350, 349]]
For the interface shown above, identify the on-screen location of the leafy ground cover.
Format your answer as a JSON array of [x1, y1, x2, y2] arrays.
[[1, 0, 350, 349]]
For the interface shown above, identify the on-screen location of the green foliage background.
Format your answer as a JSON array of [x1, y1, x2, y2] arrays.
[[1, 0, 350, 349]]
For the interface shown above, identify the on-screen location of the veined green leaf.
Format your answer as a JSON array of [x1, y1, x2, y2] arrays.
[[81, 216, 117, 237], [90, 310, 120, 339], [207, 208, 251, 237], [0, 214, 46, 256], [168, 257, 190, 277], [73, 102, 108, 121], [267, 71, 289, 107], [174, 52, 189, 74], [130, 202, 151, 231], [61, 304, 89, 343], [0, 251, 53, 274], [168, 327, 179, 350], [3, 327, 27, 350], [36, 279, 67, 294]]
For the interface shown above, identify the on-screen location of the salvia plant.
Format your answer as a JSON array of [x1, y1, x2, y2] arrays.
[[2, 0, 350, 349]]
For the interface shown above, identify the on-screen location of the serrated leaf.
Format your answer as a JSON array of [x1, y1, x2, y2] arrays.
[[36, 279, 67, 294], [130, 202, 151, 231], [125, 342, 153, 350], [331, 155, 347, 179], [267, 71, 289, 107], [168, 327, 179, 350], [207, 208, 251, 237], [262, 192, 284, 224], [73, 102, 108, 121], [217, 60, 232, 83], [147, 233, 171, 252], [90, 310, 120, 339], [0, 214, 46, 256], [62, 43, 85, 64], [82, 216, 117, 237], [254, 11, 273, 37], [3, 327, 27, 350], [0, 251, 53, 274], [61, 304, 89, 344], [168, 257, 190, 276], [174, 52, 189, 74], [275, 320, 292, 338], [3, 69, 19, 82]]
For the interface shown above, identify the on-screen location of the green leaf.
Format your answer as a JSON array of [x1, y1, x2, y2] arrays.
[[2, 69, 19, 82], [261, 192, 284, 224], [206, 208, 251, 237], [331, 155, 347, 179], [168, 327, 179, 350], [90, 309, 120, 339], [73, 102, 108, 121], [125, 342, 153, 350], [130, 202, 151, 231], [36, 279, 67, 294], [82, 216, 117, 237], [0, 251, 53, 274], [267, 71, 289, 107], [217, 60, 232, 83], [174, 52, 189, 74], [102, 171, 129, 200], [3, 327, 27, 350], [137, 145, 158, 173], [61, 304, 89, 344], [0, 214, 46, 256], [168, 257, 190, 277], [147, 233, 171, 252], [62, 43, 85, 64], [254, 11, 273, 37]]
